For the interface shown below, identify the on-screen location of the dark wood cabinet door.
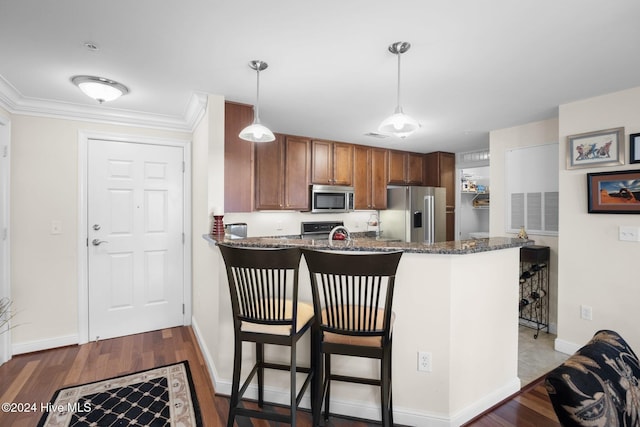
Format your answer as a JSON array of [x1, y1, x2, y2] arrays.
[[284, 136, 311, 210], [311, 140, 332, 184], [370, 148, 388, 209], [353, 146, 387, 210], [254, 134, 284, 210], [353, 145, 371, 209], [224, 102, 254, 212], [424, 151, 456, 240], [387, 150, 406, 184], [332, 142, 353, 186], [406, 152, 424, 185], [440, 152, 456, 208], [446, 210, 456, 241], [387, 150, 422, 185]]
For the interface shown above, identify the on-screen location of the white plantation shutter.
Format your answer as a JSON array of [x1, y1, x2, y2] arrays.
[[506, 144, 559, 235]]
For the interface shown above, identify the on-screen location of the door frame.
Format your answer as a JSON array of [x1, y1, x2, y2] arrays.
[[78, 131, 192, 344], [0, 114, 11, 364]]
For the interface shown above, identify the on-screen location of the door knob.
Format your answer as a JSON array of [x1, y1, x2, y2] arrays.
[[92, 224, 101, 230], [92, 239, 109, 246]]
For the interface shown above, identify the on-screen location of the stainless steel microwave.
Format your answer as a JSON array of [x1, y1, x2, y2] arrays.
[[310, 185, 354, 213]]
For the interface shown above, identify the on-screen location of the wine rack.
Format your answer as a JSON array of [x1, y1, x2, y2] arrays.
[[519, 245, 549, 339]]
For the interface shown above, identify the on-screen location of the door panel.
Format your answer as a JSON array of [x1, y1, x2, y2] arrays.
[[88, 139, 184, 341]]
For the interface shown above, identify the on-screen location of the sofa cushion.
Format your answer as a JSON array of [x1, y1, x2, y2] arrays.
[[545, 330, 640, 427]]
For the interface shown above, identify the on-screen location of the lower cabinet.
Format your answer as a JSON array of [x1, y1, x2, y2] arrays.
[[354, 145, 388, 210], [255, 134, 311, 210]]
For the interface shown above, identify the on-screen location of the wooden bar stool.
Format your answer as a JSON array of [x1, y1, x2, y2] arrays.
[[218, 244, 315, 427], [302, 249, 403, 427]]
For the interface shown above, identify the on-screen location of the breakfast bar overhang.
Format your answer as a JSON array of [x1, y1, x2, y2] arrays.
[[201, 235, 528, 426]]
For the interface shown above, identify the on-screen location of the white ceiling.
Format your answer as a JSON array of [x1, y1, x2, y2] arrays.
[[1, 0, 640, 153]]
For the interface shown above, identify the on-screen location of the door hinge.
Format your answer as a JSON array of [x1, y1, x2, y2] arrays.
[[182, 304, 185, 314], [2, 146, 7, 158], [182, 161, 185, 173], [2, 228, 6, 241], [182, 232, 185, 244], [86, 237, 89, 247]]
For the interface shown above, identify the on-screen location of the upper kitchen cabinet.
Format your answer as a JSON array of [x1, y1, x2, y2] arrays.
[[224, 102, 255, 212], [311, 140, 354, 186], [387, 150, 424, 185], [255, 134, 311, 210], [353, 145, 388, 210]]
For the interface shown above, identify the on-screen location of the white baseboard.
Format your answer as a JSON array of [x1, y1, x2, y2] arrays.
[[554, 337, 581, 355], [450, 377, 521, 426], [190, 316, 521, 427], [190, 316, 220, 391], [12, 334, 78, 355]]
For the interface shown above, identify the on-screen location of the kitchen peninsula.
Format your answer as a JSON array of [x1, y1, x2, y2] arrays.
[[204, 233, 529, 426]]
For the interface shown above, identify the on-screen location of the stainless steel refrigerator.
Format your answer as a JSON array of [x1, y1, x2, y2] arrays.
[[380, 186, 447, 243]]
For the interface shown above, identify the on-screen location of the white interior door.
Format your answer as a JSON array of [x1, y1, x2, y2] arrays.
[[87, 139, 184, 341]]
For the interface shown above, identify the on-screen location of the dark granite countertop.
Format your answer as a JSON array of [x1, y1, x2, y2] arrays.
[[203, 233, 532, 254]]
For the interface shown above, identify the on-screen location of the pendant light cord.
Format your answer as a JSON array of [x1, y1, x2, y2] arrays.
[[254, 66, 262, 124], [396, 51, 402, 113]]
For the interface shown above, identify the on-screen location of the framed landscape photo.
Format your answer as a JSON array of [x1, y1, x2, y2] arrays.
[[630, 133, 640, 164], [566, 127, 625, 169], [587, 170, 640, 214]]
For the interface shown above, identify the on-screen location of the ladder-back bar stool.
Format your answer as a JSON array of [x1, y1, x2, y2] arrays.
[[218, 244, 315, 427], [302, 249, 403, 427]]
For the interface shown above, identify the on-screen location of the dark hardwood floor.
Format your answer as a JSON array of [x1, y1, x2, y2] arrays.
[[0, 326, 560, 426], [462, 375, 561, 427]]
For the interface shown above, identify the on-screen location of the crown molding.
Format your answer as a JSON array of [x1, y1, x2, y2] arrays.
[[0, 76, 207, 133]]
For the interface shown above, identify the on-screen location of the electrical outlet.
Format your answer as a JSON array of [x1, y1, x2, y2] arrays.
[[418, 351, 432, 372], [580, 305, 593, 320], [51, 220, 62, 235]]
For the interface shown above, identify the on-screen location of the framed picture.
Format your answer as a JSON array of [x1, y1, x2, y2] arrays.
[[630, 133, 640, 164], [566, 127, 624, 169], [587, 170, 640, 214]]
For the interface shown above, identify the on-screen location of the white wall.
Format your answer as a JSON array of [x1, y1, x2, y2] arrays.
[[9, 114, 190, 350], [490, 118, 560, 331], [557, 87, 640, 353], [190, 95, 225, 383]]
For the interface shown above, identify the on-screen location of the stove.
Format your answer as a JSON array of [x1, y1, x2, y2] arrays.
[[300, 221, 344, 239]]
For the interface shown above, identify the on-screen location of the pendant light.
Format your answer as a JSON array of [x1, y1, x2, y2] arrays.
[[239, 60, 275, 142], [71, 75, 129, 103], [378, 42, 420, 138]]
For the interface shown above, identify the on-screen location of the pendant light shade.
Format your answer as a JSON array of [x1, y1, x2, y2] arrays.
[[71, 75, 129, 103], [239, 60, 275, 143], [378, 42, 420, 138]]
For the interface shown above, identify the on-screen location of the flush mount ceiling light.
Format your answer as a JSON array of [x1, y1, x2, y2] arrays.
[[378, 41, 420, 139], [239, 60, 275, 143], [71, 75, 129, 103]]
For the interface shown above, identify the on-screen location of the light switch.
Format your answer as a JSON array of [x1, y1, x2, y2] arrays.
[[619, 226, 640, 242]]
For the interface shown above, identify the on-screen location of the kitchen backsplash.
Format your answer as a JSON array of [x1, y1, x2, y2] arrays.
[[222, 210, 377, 237]]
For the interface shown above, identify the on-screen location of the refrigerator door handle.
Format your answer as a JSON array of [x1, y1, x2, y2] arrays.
[[424, 195, 434, 244]]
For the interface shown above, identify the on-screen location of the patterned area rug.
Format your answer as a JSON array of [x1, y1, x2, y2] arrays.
[[37, 361, 202, 427]]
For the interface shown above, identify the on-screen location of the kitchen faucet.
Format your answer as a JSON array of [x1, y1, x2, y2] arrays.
[[329, 225, 351, 242]]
